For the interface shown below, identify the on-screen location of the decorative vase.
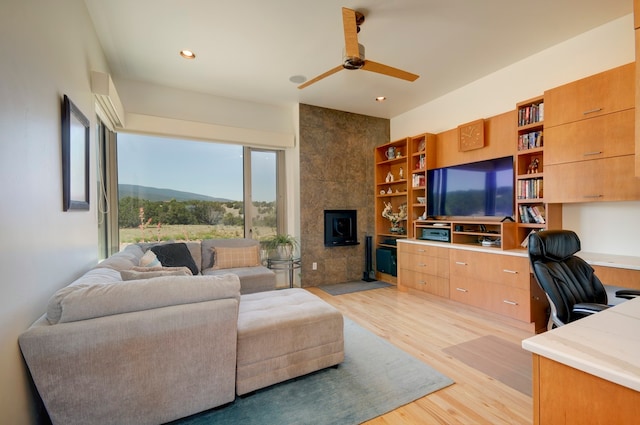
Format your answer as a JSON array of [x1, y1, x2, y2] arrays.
[[273, 244, 293, 259]]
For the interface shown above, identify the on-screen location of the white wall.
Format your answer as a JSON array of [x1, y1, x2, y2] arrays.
[[391, 14, 640, 256], [0, 0, 111, 423]]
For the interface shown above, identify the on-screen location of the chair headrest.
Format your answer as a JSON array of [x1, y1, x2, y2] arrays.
[[528, 230, 581, 262]]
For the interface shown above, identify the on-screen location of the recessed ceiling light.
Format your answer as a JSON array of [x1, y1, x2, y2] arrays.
[[179, 50, 196, 59], [289, 75, 307, 84], [375, 96, 387, 102]]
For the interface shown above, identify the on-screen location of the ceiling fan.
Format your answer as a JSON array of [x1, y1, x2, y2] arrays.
[[298, 7, 419, 89]]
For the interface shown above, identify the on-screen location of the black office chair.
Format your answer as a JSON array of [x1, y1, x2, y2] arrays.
[[528, 230, 639, 329]]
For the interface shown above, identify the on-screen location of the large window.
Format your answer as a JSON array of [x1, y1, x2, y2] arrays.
[[116, 133, 281, 247]]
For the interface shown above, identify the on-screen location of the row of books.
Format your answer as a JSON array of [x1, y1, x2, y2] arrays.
[[519, 204, 546, 224], [518, 102, 544, 127], [412, 174, 425, 188], [517, 178, 543, 199], [518, 130, 543, 150]]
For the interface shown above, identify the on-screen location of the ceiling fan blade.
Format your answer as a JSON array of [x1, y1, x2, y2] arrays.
[[298, 65, 344, 89], [362, 60, 420, 82], [342, 7, 360, 59]]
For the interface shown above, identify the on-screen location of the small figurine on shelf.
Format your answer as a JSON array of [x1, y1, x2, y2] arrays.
[[528, 158, 539, 174], [385, 171, 394, 182], [399, 167, 404, 179], [382, 202, 407, 234], [395, 150, 402, 159]]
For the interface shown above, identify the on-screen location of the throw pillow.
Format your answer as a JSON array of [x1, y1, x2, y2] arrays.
[[120, 267, 193, 281], [150, 242, 199, 275], [139, 249, 161, 268], [212, 245, 260, 270]]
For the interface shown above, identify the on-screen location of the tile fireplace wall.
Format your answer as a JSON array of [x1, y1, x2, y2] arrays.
[[299, 104, 389, 286]]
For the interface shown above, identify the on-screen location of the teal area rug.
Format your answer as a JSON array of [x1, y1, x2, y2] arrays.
[[318, 280, 393, 295], [169, 317, 453, 425]]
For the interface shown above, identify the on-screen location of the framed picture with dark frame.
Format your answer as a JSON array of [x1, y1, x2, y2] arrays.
[[61, 94, 90, 211]]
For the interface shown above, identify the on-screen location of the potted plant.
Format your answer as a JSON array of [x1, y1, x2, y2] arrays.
[[263, 234, 299, 259]]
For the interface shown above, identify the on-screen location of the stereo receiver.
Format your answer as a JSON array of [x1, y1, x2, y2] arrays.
[[420, 228, 450, 242]]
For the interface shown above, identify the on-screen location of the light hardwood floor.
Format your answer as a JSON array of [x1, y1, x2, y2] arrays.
[[306, 285, 535, 425]]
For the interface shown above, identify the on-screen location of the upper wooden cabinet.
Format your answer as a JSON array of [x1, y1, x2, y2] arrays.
[[545, 156, 640, 203], [545, 109, 635, 165], [544, 63, 635, 128]]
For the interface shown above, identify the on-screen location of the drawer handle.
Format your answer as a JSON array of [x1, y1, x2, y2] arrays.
[[455, 287, 468, 292], [582, 107, 603, 115], [583, 194, 603, 198], [417, 249, 426, 252], [583, 151, 602, 157], [418, 263, 427, 267], [503, 300, 518, 306], [502, 269, 518, 274], [418, 280, 426, 285], [455, 261, 467, 266]]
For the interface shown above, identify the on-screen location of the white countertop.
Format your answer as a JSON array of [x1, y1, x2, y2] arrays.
[[522, 297, 640, 392], [579, 251, 640, 271], [398, 239, 640, 270]]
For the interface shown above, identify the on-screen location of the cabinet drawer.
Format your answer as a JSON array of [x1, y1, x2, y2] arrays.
[[545, 109, 635, 165], [398, 242, 449, 259], [399, 269, 449, 297], [450, 250, 530, 290], [489, 286, 531, 322], [544, 63, 634, 127], [451, 277, 531, 322], [400, 252, 449, 277], [450, 277, 490, 310], [545, 156, 640, 203]]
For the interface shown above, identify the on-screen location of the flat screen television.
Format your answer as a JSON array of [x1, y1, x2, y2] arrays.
[[426, 156, 514, 218]]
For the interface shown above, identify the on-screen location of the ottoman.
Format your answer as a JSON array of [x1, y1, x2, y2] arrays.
[[236, 288, 344, 395]]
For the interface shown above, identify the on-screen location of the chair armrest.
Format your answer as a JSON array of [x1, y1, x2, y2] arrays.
[[572, 302, 609, 316], [615, 289, 640, 300]]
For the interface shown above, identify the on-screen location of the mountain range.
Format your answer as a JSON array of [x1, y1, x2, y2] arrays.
[[118, 184, 233, 202]]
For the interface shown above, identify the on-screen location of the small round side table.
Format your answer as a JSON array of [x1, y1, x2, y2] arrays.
[[267, 257, 302, 288]]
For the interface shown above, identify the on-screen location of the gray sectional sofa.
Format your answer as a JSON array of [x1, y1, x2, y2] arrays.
[[19, 239, 344, 425]]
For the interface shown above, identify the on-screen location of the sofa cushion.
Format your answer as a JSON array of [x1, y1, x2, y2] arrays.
[[151, 242, 199, 275], [95, 244, 144, 271], [139, 249, 161, 268], [212, 245, 260, 270], [47, 274, 241, 324], [120, 267, 192, 281], [46, 267, 123, 324], [201, 238, 260, 270]]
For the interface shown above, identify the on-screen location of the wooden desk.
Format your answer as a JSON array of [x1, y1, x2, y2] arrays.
[[522, 297, 640, 424]]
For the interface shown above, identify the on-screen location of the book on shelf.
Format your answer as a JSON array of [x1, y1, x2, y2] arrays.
[[520, 229, 541, 248], [518, 102, 544, 126], [517, 130, 544, 150], [518, 205, 545, 224], [517, 178, 543, 199]]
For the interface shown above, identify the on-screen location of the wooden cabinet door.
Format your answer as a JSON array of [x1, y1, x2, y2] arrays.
[[544, 63, 634, 128], [545, 109, 635, 166], [545, 156, 640, 203]]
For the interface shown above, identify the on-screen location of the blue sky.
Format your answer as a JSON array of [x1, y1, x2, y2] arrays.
[[117, 133, 276, 201]]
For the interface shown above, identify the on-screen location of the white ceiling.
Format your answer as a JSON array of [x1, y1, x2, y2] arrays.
[[83, 0, 632, 119]]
